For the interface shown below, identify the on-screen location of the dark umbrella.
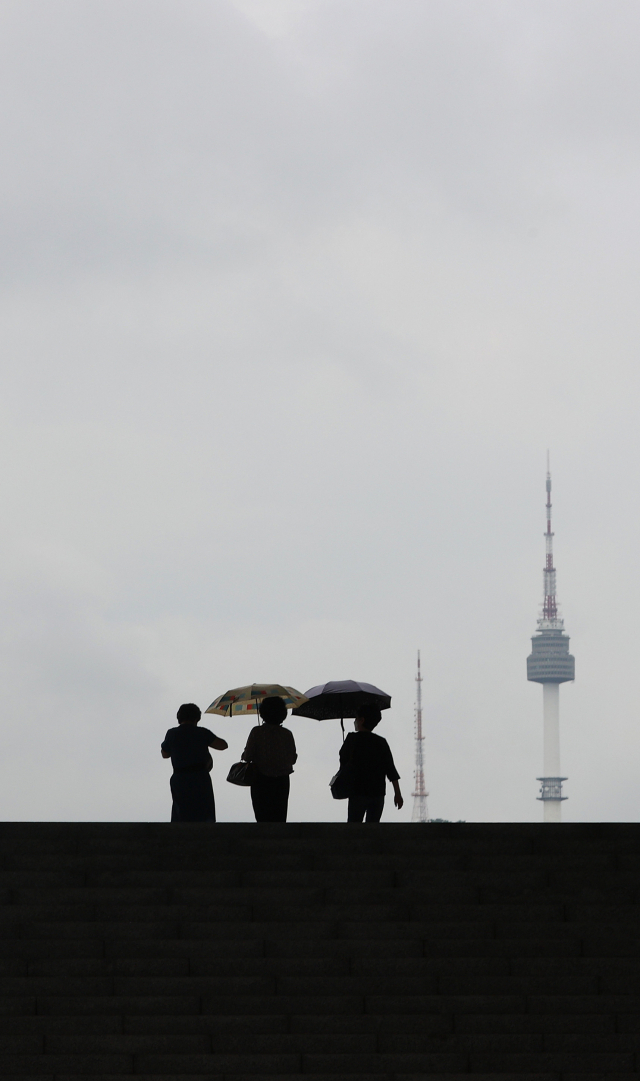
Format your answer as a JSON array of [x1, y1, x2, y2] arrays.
[[292, 680, 391, 722]]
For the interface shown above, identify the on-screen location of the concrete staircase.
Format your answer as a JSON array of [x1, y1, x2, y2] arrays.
[[0, 822, 639, 1079]]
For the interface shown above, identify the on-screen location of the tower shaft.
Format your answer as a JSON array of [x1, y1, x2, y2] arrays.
[[411, 651, 429, 823], [543, 683, 560, 776], [541, 684, 563, 822]]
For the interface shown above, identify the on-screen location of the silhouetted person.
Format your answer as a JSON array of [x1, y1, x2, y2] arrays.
[[242, 696, 297, 822], [161, 703, 228, 822], [339, 705, 403, 822]]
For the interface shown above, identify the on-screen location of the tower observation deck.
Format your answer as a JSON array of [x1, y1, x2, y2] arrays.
[[527, 461, 575, 821]]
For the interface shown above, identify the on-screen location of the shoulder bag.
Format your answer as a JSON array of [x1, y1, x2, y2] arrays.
[[329, 767, 352, 800], [226, 761, 256, 787]]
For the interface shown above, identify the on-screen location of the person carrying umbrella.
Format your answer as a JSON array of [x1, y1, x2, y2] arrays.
[[292, 680, 402, 822], [241, 696, 297, 822], [339, 704, 403, 823], [161, 703, 228, 822]]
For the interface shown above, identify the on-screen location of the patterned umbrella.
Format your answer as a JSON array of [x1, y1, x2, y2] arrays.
[[205, 683, 308, 719]]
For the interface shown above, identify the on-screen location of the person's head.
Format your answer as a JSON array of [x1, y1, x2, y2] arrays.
[[177, 703, 201, 725], [355, 705, 382, 731], [259, 696, 288, 725]]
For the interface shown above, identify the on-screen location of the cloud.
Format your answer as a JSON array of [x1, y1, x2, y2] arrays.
[[0, 0, 638, 822]]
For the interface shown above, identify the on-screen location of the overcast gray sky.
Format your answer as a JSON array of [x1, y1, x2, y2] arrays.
[[1, 0, 639, 823]]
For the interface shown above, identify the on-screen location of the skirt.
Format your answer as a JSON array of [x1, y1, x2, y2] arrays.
[[170, 770, 216, 822]]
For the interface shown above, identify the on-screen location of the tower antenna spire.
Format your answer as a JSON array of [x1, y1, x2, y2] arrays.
[[527, 458, 575, 821], [543, 453, 557, 623], [411, 650, 429, 823]]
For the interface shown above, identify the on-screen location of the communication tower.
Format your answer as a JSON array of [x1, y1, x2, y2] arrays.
[[527, 458, 575, 821], [411, 651, 429, 823]]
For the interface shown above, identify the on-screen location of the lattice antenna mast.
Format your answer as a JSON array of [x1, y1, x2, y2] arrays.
[[542, 451, 560, 627], [411, 650, 429, 823]]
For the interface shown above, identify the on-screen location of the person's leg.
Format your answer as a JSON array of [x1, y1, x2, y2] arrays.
[[364, 797, 385, 823], [347, 795, 367, 822], [194, 773, 216, 822], [251, 777, 268, 822], [253, 776, 289, 821], [170, 774, 182, 821], [272, 776, 290, 822], [206, 785, 216, 823], [204, 775, 216, 822]]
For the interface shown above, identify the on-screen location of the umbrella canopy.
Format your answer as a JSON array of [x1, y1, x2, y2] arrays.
[[291, 680, 391, 721], [205, 683, 308, 719]]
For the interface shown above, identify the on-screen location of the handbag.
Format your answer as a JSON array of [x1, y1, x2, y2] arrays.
[[226, 761, 256, 787], [329, 767, 351, 800]]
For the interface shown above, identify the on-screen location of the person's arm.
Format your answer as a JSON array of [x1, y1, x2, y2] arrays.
[[161, 748, 170, 758], [241, 729, 255, 762], [383, 739, 402, 809], [161, 733, 171, 760], [288, 730, 298, 766], [208, 734, 228, 751], [339, 733, 353, 765]]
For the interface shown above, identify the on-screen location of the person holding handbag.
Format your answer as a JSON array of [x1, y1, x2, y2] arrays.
[[241, 696, 297, 822], [339, 705, 403, 823]]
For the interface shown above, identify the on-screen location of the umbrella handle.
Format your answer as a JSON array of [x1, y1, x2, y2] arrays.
[[340, 717, 344, 742]]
